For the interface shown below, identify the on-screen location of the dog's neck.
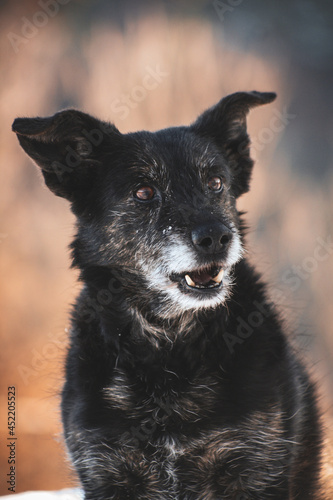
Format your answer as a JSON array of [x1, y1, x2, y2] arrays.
[[79, 264, 230, 358], [101, 304, 228, 383], [131, 306, 199, 341]]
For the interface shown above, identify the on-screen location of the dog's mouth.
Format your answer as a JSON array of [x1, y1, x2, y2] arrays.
[[171, 265, 224, 291]]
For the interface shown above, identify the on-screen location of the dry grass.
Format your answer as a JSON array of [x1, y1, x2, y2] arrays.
[[0, 8, 332, 493]]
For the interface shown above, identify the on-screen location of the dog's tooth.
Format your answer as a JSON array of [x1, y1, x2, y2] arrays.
[[185, 274, 196, 287], [213, 269, 224, 283]]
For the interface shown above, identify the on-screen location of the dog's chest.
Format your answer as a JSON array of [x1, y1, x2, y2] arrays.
[[83, 368, 289, 499], [103, 365, 220, 426]]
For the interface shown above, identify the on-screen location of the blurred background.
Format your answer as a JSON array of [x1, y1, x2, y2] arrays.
[[0, 0, 333, 493]]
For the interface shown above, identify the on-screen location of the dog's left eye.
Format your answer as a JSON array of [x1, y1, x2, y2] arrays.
[[207, 176, 223, 192], [134, 186, 155, 201]]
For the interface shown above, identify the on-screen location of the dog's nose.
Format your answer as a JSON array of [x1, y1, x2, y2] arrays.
[[191, 222, 233, 254]]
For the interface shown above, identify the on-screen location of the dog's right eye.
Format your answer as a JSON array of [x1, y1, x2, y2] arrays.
[[134, 186, 155, 201]]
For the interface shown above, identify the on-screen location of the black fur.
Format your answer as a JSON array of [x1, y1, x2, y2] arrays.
[[13, 91, 323, 499]]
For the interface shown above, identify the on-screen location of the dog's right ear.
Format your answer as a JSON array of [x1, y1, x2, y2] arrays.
[[12, 109, 121, 201]]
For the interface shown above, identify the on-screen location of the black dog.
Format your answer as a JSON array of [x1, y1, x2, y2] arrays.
[[13, 91, 323, 499]]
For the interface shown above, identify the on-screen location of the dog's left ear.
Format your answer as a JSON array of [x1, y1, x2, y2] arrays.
[[191, 91, 276, 197]]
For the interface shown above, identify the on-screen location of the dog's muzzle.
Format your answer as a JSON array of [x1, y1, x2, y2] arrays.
[[139, 222, 242, 314], [170, 221, 231, 292]]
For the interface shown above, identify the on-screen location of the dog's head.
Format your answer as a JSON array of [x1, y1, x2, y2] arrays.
[[13, 91, 276, 318]]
